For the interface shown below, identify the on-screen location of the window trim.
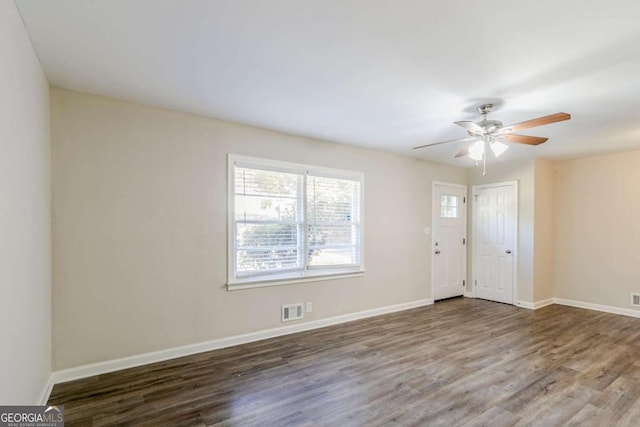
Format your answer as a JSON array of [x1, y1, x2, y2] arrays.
[[227, 154, 365, 290]]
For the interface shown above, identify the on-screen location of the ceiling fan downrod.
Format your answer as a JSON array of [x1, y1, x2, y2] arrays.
[[477, 103, 493, 117]]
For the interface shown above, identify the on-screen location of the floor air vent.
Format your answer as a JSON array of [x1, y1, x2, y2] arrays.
[[631, 293, 640, 307], [282, 303, 304, 322]]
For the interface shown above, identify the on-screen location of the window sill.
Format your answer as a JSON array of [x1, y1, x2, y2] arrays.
[[227, 270, 365, 291]]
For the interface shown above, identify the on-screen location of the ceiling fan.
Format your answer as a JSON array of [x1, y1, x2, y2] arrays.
[[413, 103, 570, 174]]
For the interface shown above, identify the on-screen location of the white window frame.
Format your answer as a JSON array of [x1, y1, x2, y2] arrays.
[[227, 154, 365, 290]]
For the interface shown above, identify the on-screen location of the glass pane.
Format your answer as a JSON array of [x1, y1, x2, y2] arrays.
[[440, 206, 458, 218], [308, 224, 358, 246], [308, 246, 358, 267], [306, 174, 361, 268], [235, 167, 300, 197], [307, 176, 360, 223], [237, 223, 299, 247], [308, 224, 360, 266], [235, 195, 297, 221], [236, 223, 301, 273], [440, 193, 459, 218], [441, 194, 458, 207], [235, 167, 302, 221], [237, 248, 300, 273]]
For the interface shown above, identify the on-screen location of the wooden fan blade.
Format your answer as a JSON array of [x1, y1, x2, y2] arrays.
[[501, 134, 549, 145], [502, 112, 570, 133], [455, 140, 477, 158], [454, 121, 483, 133], [412, 137, 475, 150]]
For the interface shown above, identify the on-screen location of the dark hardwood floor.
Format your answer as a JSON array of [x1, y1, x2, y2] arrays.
[[49, 298, 640, 426]]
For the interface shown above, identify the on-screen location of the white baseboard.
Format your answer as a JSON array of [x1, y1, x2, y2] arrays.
[[534, 298, 555, 309], [464, 292, 474, 298], [515, 301, 534, 309], [516, 297, 640, 317], [553, 298, 640, 318], [51, 298, 433, 385], [38, 375, 54, 405], [516, 298, 554, 310]]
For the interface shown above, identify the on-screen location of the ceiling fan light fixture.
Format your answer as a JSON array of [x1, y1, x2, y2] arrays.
[[490, 140, 508, 157], [468, 140, 484, 161]]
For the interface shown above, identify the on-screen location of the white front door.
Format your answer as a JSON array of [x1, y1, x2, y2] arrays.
[[432, 183, 467, 301], [473, 182, 517, 304]]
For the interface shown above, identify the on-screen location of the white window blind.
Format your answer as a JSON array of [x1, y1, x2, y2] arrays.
[[234, 165, 304, 277], [230, 155, 364, 286], [307, 175, 361, 268]]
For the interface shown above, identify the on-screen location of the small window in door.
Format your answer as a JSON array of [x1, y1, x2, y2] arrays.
[[440, 194, 459, 218]]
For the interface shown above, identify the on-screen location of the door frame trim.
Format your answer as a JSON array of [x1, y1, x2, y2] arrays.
[[471, 180, 519, 304], [431, 181, 468, 301]]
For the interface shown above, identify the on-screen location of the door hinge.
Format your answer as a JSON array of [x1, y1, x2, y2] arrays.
[[474, 280, 477, 286], [462, 238, 466, 245], [463, 196, 466, 203], [463, 280, 465, 287]]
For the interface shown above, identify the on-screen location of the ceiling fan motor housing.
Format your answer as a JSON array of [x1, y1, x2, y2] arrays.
[[475, 119, 503, 135], [472, 104, 502, 135]]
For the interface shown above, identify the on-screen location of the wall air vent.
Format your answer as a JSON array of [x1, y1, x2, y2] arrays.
[[282, 303, 304, 322], [631, 293, 640, 308]]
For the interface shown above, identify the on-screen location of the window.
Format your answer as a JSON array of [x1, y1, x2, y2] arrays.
[[229, 155, 363, 288], [440, 194, 459, 218]]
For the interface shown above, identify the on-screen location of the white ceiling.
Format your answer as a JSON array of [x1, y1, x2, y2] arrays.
[[15, 0, 640, 166]]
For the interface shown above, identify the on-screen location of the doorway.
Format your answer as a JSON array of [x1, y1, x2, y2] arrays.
[[432, 182, 467, 301], [472, 181, 518, 304]]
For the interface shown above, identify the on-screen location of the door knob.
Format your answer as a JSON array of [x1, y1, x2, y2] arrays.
[[505, 249, 512, 254], [435, 250, 441, 254]]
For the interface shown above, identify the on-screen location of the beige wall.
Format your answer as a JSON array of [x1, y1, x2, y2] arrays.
[[533, 158, 555, 302], [554, 151, 640, 311], [51, 88, 466, 369], [468, 159, 535, 303], [0, 0, 51, 404]]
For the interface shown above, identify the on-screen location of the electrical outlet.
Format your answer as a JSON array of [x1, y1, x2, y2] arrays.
[[306, 302, 312, 313]]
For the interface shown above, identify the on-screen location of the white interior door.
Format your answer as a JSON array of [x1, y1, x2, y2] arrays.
[[472, 182, 517, 304], [432, 183, 467, 301]]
